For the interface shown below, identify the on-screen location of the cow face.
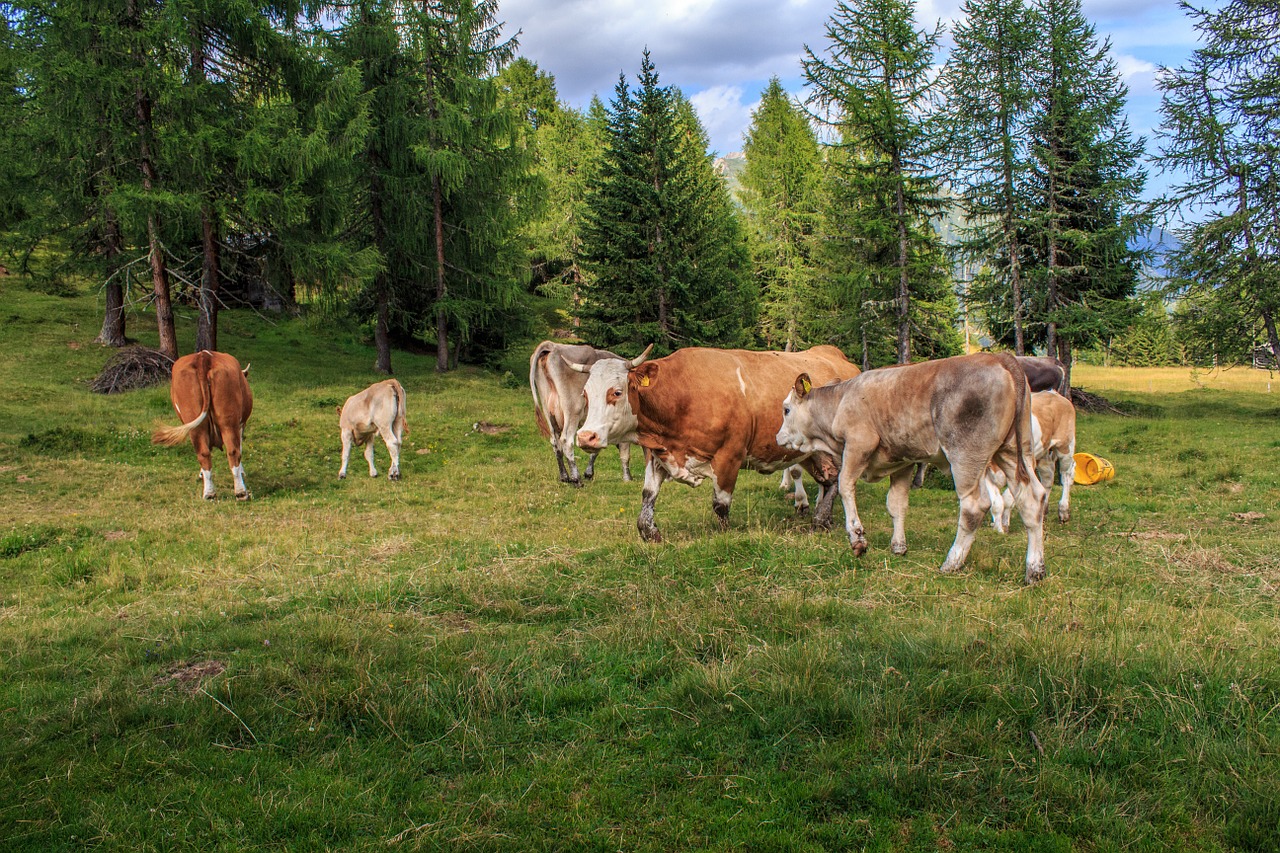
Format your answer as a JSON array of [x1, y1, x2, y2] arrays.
[[576, 358, 640, 452], [776, 373, 823, 454]]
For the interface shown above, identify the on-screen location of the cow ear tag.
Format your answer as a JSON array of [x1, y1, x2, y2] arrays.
[[800, 375, 812, 395], [638, 374, 651, 387]]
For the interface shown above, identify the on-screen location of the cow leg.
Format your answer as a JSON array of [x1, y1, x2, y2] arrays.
[[561, 435, 583, 487], [377, 423, 402, 480], [226, 426, 249, 500], [911, 462, 928, 489], [583, 450, 598, 481], [939, 460, 993, 574], [984, 467, 1009, 533], [782, 466, 810, 516], [1055, 450, 1074, 523], [339, 429, 354, 479], [637, 452, 668, 543], [886, 467, 915, 555], [194, 434, 216, 500], [992, 449, 1048, 584], [618, 442, 633, 482], [364, 439, 378, 478], [837, 449, 873, 556], [709, 457, 741, 531], [806, 453, 841, 531]]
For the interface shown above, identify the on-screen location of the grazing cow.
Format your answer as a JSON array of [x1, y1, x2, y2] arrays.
[[338, 379, 407, 480], [530, 341, 640, 486], [986, 389, 1076, 531], [570, 346, 861, 541], [776, 352, 1049, 584], [152, 350, 253, 500]]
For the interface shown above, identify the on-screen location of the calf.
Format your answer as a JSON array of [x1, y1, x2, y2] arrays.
[[152, 350, 253, 500], [530, 341, 639, 486], [986, 389, 1076, 531], [776, 352, 1049, 584], [338, 379, 407, 480]]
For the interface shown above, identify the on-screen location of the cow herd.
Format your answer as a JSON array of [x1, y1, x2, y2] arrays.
[[152, 343, 1079, 585]]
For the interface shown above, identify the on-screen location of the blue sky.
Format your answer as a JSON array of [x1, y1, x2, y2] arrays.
[[498, 0, 1211, 204]]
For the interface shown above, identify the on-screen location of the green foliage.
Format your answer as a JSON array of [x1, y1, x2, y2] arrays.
[[1154, 0, 1280, 369], [579, 52, 754, 353], [803, 0, 954, 364]]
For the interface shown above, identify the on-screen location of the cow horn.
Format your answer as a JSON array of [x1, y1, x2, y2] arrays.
[[242, 363, 251, 376], [629, 344, 654, 368], [565, 359, 591, 374]]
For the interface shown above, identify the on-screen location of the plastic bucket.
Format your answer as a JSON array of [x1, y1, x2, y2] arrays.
[[1073, 452, 1115, 485]]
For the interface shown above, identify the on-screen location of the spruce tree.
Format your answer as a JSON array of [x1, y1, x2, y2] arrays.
[[740, 78, 823, 351], [802, 0, 949, 363], [938, 0, 1038, 354], [1155, 0, 1280, 367], [579, 51, 752, 352], [1021, 0, 1146, 382]]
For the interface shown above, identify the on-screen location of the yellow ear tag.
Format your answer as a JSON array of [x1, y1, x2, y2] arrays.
[[638, 374, 651, 387], [801, 376, 812, 395]]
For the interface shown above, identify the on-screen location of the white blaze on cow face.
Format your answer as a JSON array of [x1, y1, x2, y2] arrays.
[[576, 358, 639, 452]]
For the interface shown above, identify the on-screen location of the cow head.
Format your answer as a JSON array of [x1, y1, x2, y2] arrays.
[[570, 345, 652, 452], [776, 372, 829, 455]]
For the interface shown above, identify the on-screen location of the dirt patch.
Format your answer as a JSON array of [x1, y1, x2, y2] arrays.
[[1232, 511, 1265, 523], [155, 660, 227, 694]]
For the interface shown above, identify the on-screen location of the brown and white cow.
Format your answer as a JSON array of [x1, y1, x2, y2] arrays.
[[776, 352, 1049, 584], [530, 341, 640, 486], [338, 379, 407, 480], [570, 346, 861, 541], [986, 389, 1076, 531], [152, 350, 253, 500]]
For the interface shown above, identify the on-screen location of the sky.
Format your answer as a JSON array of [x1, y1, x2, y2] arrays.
[[496, 0, 1210, 203]]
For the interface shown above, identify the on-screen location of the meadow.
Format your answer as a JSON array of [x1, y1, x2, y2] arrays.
[[1, 280, 1278, 852]]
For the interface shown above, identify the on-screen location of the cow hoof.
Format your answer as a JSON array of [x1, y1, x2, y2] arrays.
[[583, 471, 594, 482], [891, 541, 908, 556], [1058, 510, 1070, 523], [1025, 563, 1047, 585], [851, 539, 868, 557], [795, 505, 810, 517], [939, 560, 963, 574], [235, 492, 250, 501], [203, 493, 216, 501], [370, 472, 379, 478], [390, 472, 401, 481], [639, 527, 662, 544], [339, 472, 347, 480]]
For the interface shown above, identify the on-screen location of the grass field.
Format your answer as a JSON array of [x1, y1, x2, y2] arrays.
[[2, 279, 1278, 852]]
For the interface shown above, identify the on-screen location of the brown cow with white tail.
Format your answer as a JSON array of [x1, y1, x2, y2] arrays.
[[776, 352, 1049, 584], [152, 350, 253, 500]]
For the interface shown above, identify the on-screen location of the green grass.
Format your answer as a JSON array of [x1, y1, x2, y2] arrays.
[[1, 276, 1278, 851]]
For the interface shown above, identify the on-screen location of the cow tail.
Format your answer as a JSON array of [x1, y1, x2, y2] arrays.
[[151, 409, 209, 447], [998, 353, 1031, 485], [392, 379, 408, 436], [530, 344, 552, 439]]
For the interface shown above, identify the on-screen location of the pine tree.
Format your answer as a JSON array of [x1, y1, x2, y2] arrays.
[[803, 0, 949, 363], [938, 0, 1038, 354], [579, 51, 752, 352], [1020, 0, 1146, 383], [1154, 0, 1280, 368], [739, 78, 823, 351]]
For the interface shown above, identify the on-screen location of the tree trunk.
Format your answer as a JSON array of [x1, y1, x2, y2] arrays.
[[1261, 308, 1280, 371], [433, 172, 449, 372], [375, 285, 392, 374], [129, 0, 175, 359], [96, 211, 127, 347], [894, 155, 910, 364], [1057, 338, 1073, 396], [195, 207, 220, 353]]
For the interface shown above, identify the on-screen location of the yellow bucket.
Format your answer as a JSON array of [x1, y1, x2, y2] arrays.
[[1073, 452, 1115, 485]]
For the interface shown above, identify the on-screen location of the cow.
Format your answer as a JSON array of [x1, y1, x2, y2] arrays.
[[776, 352, 1049, 584], [338, 379, 407, 480], [151, 350, 253, 500], [985, 389, 1076, 531], [911, 353, 1068, 488], [530, 341, 641, 486], [570, 346, 861, 542]]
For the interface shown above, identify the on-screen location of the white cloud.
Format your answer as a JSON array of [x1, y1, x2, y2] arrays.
[[688, 85, 755, 155]]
